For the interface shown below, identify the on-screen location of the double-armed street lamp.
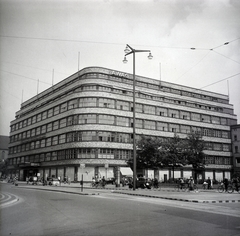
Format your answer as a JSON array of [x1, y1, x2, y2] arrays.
[[123, 44, 153, 190]]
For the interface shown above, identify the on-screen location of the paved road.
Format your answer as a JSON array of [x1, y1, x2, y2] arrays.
[[1, 182, 240, 236]]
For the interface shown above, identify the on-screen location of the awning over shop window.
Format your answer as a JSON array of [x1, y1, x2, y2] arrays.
[[120, 167, 133, 176]]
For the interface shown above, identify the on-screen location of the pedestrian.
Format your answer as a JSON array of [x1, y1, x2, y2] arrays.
[[189, 176, 194, 191], [232, 177, 239, 192], [101, 176, 106, 187], [223, 178, 229, 192], [206, 177, 211, 189], [179, 178, 184, 189]]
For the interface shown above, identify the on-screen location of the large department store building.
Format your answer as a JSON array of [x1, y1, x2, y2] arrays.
[[8, 67, 237, 183]]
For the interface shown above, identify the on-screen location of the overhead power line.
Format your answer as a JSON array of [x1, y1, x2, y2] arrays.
[[200, 72, 240, 89]]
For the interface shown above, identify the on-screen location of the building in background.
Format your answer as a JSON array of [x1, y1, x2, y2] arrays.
[[7, 67, 237, 182], [0, 135, 9, 177], [0, 135, 9, 162], [231, 124, 240, 176]]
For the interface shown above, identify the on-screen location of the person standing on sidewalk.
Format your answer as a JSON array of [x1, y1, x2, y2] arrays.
[[189, 176, 194, 191], [223, 178, 229, 192], [206, 177, 211, 190]]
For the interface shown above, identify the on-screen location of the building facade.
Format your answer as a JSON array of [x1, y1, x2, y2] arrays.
[[8, 67, 237, 182], [231, 124, 240, 176]]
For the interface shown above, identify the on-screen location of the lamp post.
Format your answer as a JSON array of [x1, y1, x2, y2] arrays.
[[123, 44, 153, 190]]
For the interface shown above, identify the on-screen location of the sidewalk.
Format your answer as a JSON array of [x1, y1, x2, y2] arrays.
[[3, 181, 240, 204]]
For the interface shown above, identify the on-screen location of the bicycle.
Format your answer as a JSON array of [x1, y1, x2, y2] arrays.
[[174, 184, 187, 192], [227, 185, 240, 194], [218, 184, 225, 193], [188, 184, 198, 191]]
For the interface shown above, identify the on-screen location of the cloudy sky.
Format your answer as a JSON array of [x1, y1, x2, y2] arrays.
[[0, 0, 240, 136]]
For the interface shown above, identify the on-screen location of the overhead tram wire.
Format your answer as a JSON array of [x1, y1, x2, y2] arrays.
[[0, 69, 52, 86], [200, 72, 240, 89]]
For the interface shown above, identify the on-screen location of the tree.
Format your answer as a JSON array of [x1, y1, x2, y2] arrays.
[[160, 134, 186, 179], [126, 135, 163, 170], [184, 131, 206, 170]]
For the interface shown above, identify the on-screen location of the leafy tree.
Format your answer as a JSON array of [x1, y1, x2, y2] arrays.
[[160, 134, 186, 179], [184, 131, 206, 169], [126, 135, 163, 170]]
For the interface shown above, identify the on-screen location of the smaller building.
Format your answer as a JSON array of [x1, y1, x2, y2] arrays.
[[0, 135, 9, 177], [231, 124, 240, 176], [0, 135, 9, 162]]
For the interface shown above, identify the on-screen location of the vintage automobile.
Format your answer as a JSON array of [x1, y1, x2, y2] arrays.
[[45, 177, 60, 186], [128, 177, 152, 189]]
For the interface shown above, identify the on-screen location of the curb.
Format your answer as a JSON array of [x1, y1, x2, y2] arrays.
[[16, 186, 99, 196], [112, 191, 240, 204], [0, 198, 19, 208]]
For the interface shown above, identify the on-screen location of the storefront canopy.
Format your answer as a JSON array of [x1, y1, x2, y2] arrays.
[[120, 167, 133, 176]]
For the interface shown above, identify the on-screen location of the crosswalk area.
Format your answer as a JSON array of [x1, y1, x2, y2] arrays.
[[0, 192, 19, 208]]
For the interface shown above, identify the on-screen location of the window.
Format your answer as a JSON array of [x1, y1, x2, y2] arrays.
[[68, 99, 78, 109], [60, 118, 67, 128], [169, 124, 180, 133], [48, 108, 53, 118], [234, 135, 237, 141], [144, 120, 156, 130], [54, 106, 60, 115], [157, 107, 167, 116], [59, 134, 66, 144], [53, 121, 59, 130], [212, 116, 220, 124], [222, 131, 229, 139], [99, 98, 115, 108], [116, 100, 129, 111], [42, 111, 47, 120], [79, 97, 97, 107], [213, 143, 222, 151], [46, 138, 52, 147], [181, 125, 190, 134], [99, 115, 114, 125], [47, 123, 52, 132], [41, 125, 46, 134], [37, 114, 42, 122], [116, 117, 129, 127], [98, 149, 114, 159], [157, 122, 168, 131], [36, 127, 41, 135], [235, 146, 239, 153], [144, 105, 155, 115], [180, 111, 190, 120], [134, 103, 143, 113], [82, 131, 97, 141], [79, 114, 97, 124], [169, 109, 179, 118], [201, 114, 211, 123], [60, 103, 67, 113], [41, 139, 45, 148], [52, 136, 58, 145]]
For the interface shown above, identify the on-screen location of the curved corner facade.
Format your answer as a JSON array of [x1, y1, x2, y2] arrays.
[[8, 67, 237, 182]]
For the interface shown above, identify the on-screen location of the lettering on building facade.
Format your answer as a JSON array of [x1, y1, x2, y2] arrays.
[[110, 70, 129, 78]]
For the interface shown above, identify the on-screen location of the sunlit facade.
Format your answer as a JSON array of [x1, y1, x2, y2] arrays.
[[8, 67, 237, 182]]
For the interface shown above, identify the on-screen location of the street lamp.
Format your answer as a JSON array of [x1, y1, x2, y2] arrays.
[[123, 44, 153, 190]]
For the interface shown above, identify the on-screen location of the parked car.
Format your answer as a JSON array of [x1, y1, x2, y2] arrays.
[[128, 177, 152, 189], [27, 176, 38, 185], [106, 177, 115, 184], [45, 177, 60, 186]]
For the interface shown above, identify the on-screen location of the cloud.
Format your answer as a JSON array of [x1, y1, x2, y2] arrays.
[[166, 0, 205, 35]]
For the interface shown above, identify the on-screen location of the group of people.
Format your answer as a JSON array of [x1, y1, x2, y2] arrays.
[[203, 176, 240, 192], [221, 176, 239, 192], [178, 177, 195, 190], [92, 176, 106, 187]]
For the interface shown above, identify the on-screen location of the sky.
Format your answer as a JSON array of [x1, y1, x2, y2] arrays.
[[0, 0, 240, 136]]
